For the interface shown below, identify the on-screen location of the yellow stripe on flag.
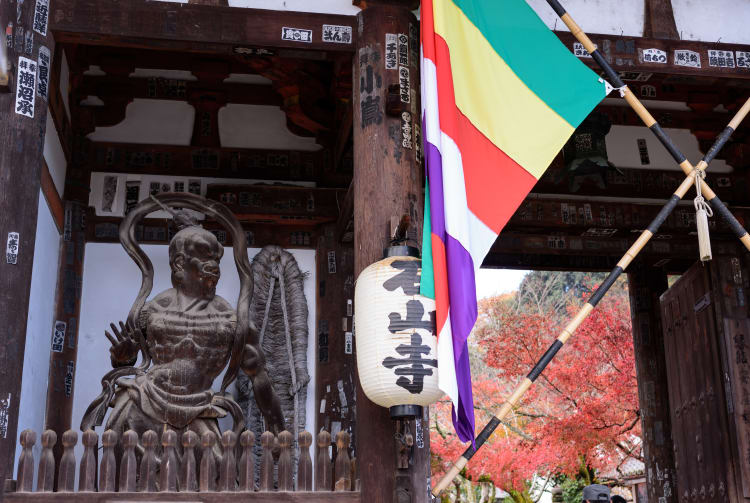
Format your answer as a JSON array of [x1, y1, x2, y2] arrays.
[[432, 0, 574, 179]]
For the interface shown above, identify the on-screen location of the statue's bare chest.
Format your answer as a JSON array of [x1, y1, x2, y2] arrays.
[[145, 305, 236, 366]]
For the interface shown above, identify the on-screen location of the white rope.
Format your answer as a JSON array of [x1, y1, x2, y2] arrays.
[[693, 168, 713, 217], [598, 77, 627, 97], [257, 260, 301, 457], [277, 265, 301, 448]]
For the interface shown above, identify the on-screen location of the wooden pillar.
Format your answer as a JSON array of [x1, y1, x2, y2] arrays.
[[0, 0, 55, 494], [353, 3, 427, 502], [627, 262, 676, 503], [643, 0, 679, 39], [315, 223, 356, 489]]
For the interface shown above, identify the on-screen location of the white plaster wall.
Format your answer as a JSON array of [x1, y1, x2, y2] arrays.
[[43, 113, 67, 198], [606, 125, 733, 172], [673, 0, 750, 45], [87, 101, 320, 151], [527, 0, 645, 37], [88, 100, 196, 146], [219, 105, 321, 151], [151, 0, 361, 14], [227, 0, 359, 14], [14, 193, 61, 486], [72, 244, 316, 470]]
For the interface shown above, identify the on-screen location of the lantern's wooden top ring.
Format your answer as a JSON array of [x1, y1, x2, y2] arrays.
[[383, 245, 420, 259]]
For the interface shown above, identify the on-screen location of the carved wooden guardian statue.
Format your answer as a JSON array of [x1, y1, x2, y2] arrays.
[[81, 193, 285, 460]]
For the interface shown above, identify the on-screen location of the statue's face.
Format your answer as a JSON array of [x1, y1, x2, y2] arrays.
[[174, 229, 223, 299]]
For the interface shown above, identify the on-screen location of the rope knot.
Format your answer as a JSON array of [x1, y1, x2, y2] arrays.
[[599, 78, 627, 97]]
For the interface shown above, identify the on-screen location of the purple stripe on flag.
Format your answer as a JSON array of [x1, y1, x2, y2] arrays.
[[424, 138, 446, 238], [451, 341, 475, 442], [444, 232, 477, 442]]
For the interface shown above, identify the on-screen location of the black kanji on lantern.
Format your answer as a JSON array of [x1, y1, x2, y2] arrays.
[[388, 299, 432, 334], [383, 260, 419, 294], [382, 260, 437, 394], [382, 330, 437, 394]]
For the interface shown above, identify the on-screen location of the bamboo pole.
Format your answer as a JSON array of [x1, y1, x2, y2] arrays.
[[551, 0, 750, 250], [430, 28, 750, 502]]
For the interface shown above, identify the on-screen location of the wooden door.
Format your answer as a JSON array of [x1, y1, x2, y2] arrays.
[[660, 261, 740, 502]]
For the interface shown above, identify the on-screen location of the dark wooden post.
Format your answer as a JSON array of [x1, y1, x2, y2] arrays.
[[353, 2, 427, 502], [0, 0, 55, 494], [627, 262, 676, 503]]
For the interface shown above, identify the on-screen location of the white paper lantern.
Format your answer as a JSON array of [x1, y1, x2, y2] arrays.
[[354, 246, 442, 418]]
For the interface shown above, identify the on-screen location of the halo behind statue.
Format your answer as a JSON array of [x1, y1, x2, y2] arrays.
[[120, 192, 253, 393]]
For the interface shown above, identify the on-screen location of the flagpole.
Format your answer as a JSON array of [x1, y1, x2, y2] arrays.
[[431, 94, 750, 497], [549, 0, 750, 250]]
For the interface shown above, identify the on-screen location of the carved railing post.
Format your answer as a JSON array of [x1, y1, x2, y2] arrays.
[[238, 430, 255, 492], [58, 430, 77, 492], [180, 431, 198, 492], [277, 431, 293, 491], [79, 430, 99, 492], [297, 431, 313, 491], [199, 431, 217, 492], [334, 431, 351, 491], [218, 430, 237, 492], [37, 430, 56, 492], [16, 430, 36, 492], [138, 430, 158, 492], [99, 430, 118, 492], [316, 430, 332, 491], [259, 431, 275, 491], [119, 430, 138, 492], [160, 429, 179, 492]]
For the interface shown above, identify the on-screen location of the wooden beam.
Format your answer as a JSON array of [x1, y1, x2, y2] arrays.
[[49, 46, 73, 164], [50, 0, 357, 54], [40, 161, 65, 234], [483, 231, 739, 273], [87, 141, 329, 184], [333, 103, 353, 173], [204, 184, 345, 225], [554, 31, 750, 80], [504, 196, 750, 237], [87, 216, 319, 250], [336, 182, 355, 243], [4, 492, 361, 502], [532, 156, 748, 206], [76, 74, 282, 107]]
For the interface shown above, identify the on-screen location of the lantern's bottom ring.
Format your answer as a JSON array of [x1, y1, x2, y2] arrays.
[[390, 404, 423, 419]]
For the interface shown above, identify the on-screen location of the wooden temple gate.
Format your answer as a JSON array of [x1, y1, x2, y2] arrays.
[[0, 0, 750, 502]]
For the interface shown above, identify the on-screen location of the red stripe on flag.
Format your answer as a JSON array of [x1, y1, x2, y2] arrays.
[[431, 233, 450, 334], [421, 0, 437, 62], [430, 33, 538, 234]]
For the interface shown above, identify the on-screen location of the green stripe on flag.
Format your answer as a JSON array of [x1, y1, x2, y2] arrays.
[[451, 0, 604, 128], [420, 180, 436, 300]]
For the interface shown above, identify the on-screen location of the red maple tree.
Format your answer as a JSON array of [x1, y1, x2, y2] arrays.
[[431, 288, 641, 493]]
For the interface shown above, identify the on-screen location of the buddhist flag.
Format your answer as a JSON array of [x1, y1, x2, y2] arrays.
[[419, 0, 607, 441]]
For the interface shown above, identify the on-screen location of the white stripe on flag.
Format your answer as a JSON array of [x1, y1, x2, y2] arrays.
[[437, 313, 459, 408], [439, 132, 499, 269], [422, 56, 441, 147]]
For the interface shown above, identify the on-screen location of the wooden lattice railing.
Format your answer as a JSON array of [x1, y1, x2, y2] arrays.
[[5, 428, 359, 501]]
